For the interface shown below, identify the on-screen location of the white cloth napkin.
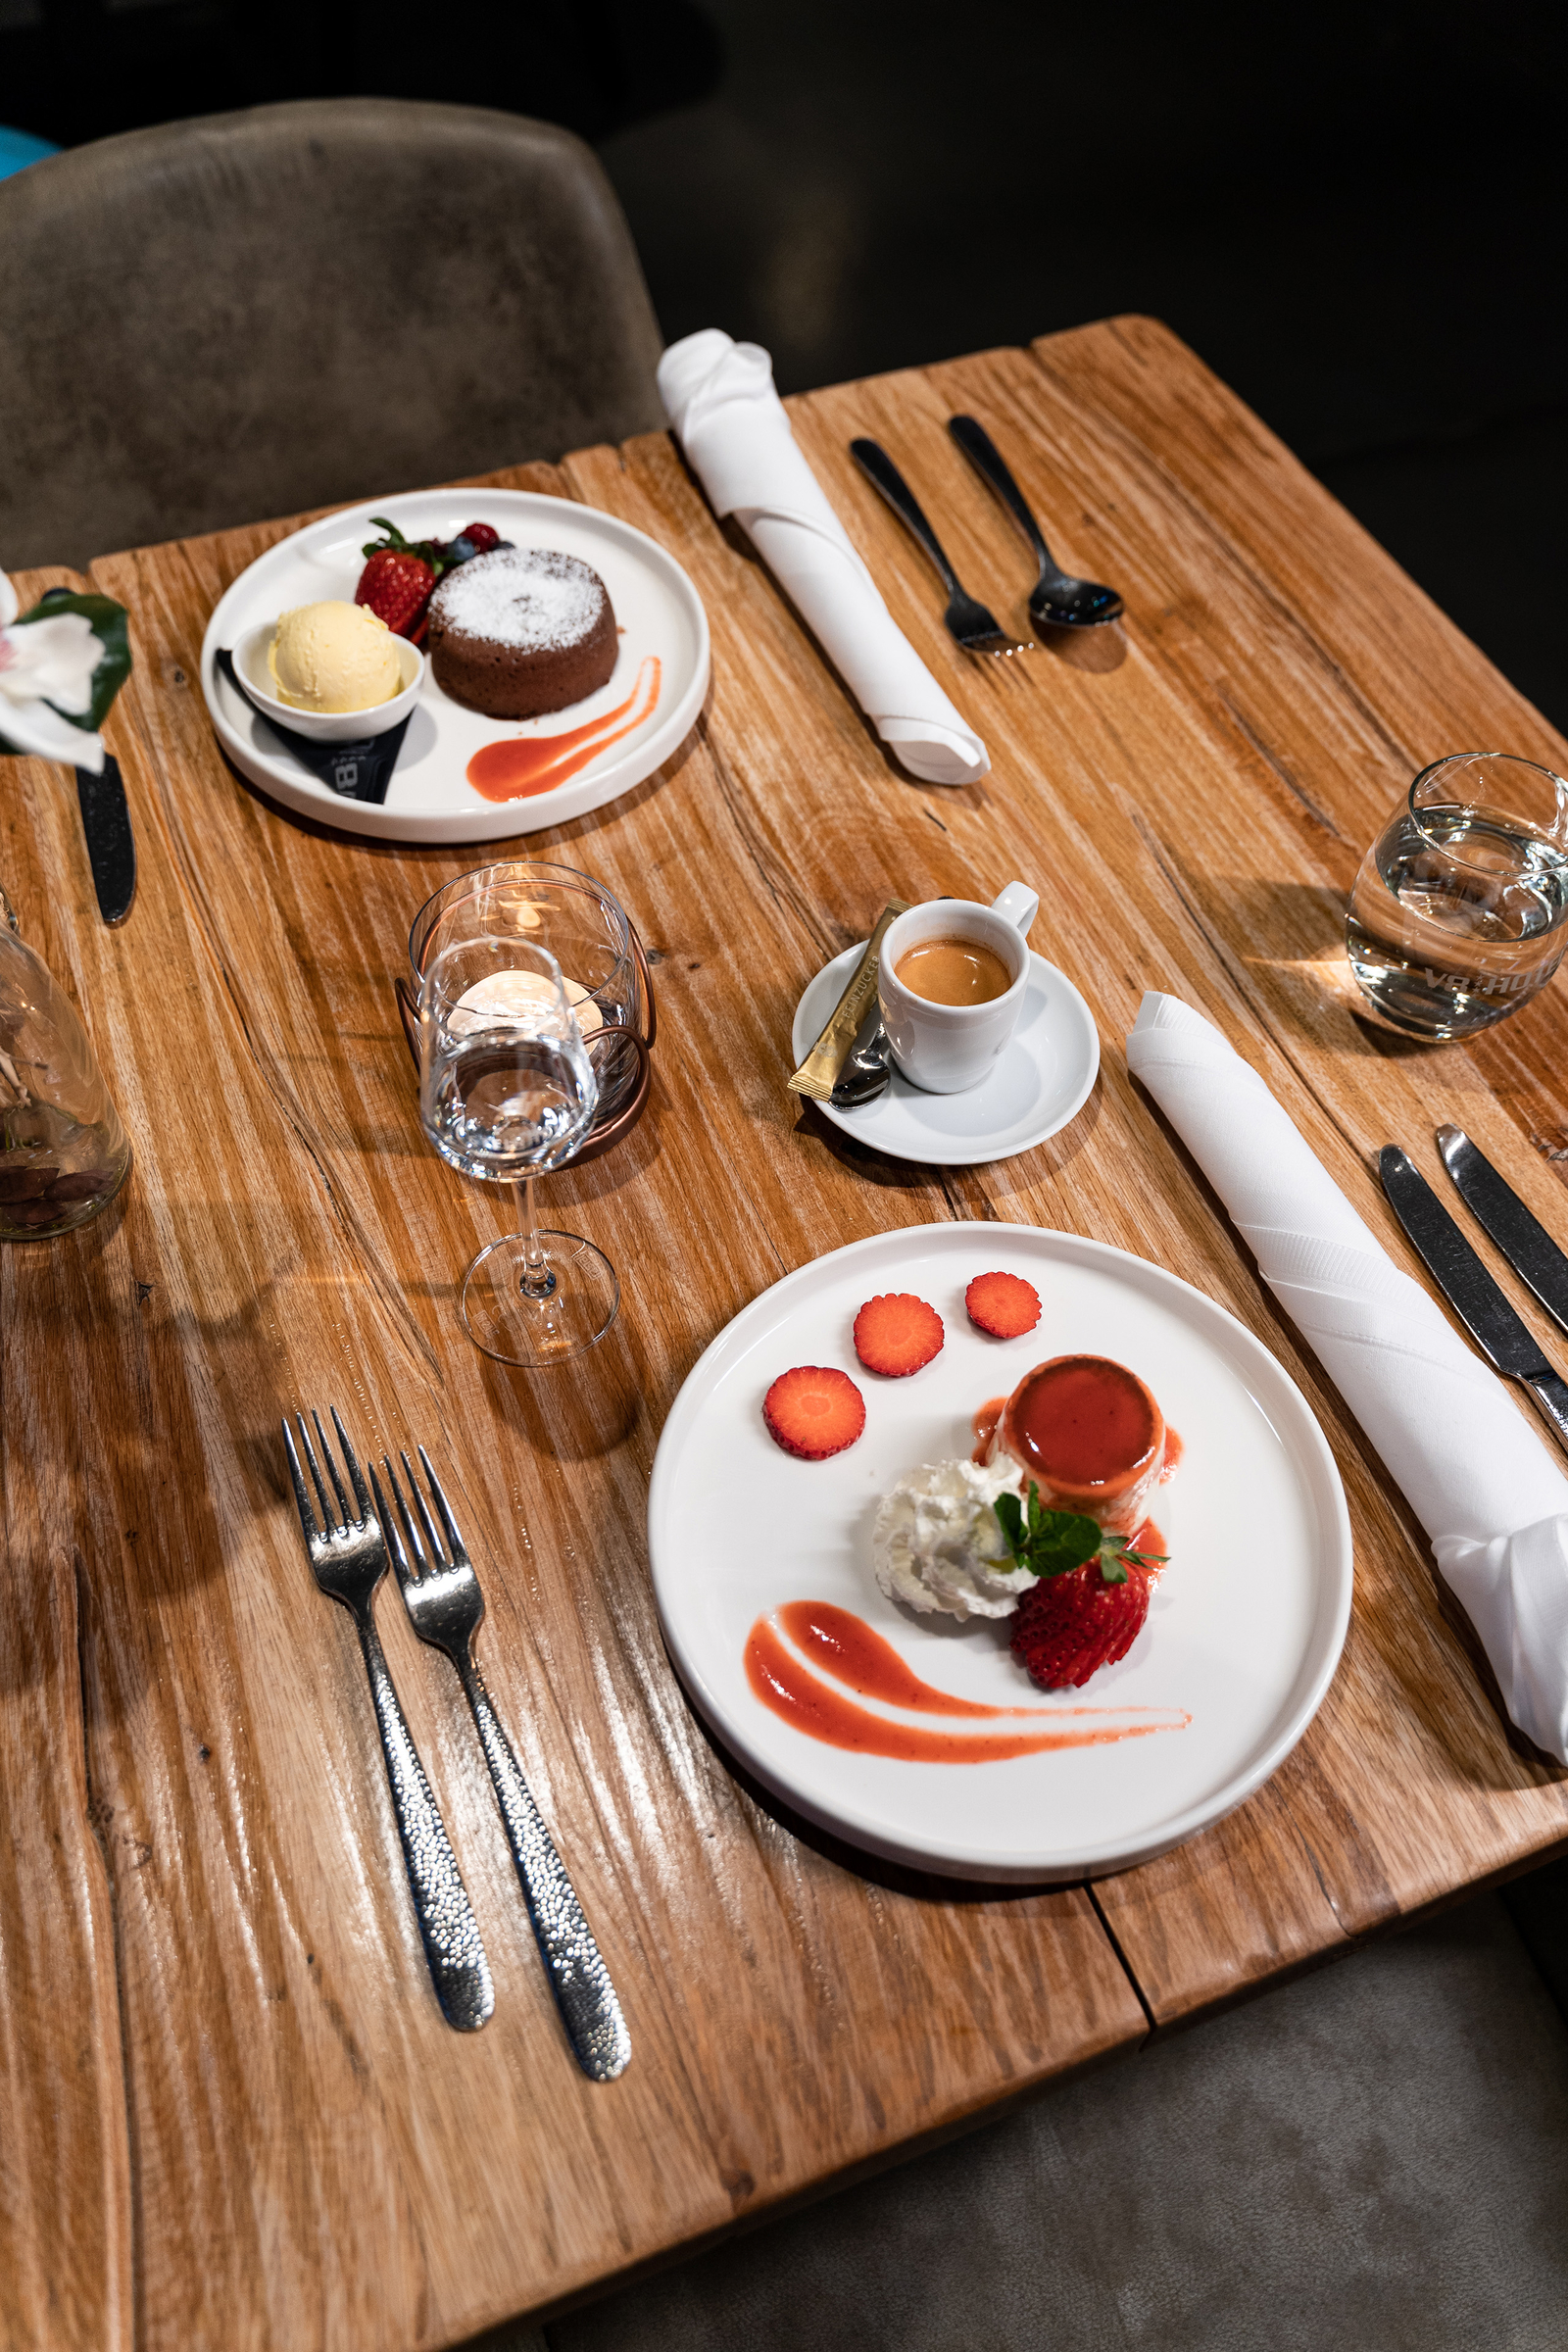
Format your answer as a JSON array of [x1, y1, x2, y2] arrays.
[[657, 329, 989, 787], [1126, 990, 1568, 1760]]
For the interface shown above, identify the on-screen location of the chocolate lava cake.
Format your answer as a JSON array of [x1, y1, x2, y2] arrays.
[[427, 547, 617, 718]]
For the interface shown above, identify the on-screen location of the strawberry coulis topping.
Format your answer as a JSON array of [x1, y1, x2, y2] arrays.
[[744, 1599, 1188, 1763], [466, 656, 661, 803]]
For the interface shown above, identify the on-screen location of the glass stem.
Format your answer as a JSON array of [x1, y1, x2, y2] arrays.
[[514, 1174, 555, 1299]]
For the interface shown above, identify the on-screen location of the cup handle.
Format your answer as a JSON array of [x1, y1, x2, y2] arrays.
[[991, 881, 1039, 935]]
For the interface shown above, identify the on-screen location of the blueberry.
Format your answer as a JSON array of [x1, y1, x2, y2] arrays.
[[493, 538, 514, 551], [447, 534, 477, 564]]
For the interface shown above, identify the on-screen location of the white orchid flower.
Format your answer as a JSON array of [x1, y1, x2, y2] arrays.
[[0, 567, 109, 773]]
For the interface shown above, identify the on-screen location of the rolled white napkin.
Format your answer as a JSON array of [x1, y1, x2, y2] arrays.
[[1126, 990, 1568, 1760], [658, 329, 989, 787]]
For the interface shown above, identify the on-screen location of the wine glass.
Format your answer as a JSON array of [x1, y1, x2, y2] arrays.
[[418, 932, 619, 1366]]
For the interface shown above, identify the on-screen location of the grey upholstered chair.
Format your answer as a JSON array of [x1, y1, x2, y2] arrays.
[[0, 98, 666, 570]]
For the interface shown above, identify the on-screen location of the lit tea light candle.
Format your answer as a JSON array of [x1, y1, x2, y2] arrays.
[[453, 968, 604, 1040]]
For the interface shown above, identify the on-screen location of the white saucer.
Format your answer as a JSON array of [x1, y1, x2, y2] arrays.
[[792, 944, 1100, 1165], [200, 488, 710, 844]]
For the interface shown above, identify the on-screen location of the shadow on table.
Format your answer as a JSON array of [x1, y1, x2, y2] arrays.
[[790, 1072, 1104, 1194]]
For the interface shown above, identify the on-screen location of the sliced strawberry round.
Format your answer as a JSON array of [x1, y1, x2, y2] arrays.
[[1008, 1556, 1152, 1690], [763, 1366, 865, 1459], [853, 1293, 944, 1378], [965, 1271, 1042, 1339]]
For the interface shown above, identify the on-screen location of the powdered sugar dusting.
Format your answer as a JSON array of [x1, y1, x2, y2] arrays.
[[430, 547, 608, 652]]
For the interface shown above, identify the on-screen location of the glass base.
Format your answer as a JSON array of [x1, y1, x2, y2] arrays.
[[460, 1228, 620, 1366]]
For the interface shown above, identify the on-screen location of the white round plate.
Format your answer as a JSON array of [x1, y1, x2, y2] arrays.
[[200, 489, 710, 843], [793, 945, 1100, 1165], [649, 1222, 1351, 1882]]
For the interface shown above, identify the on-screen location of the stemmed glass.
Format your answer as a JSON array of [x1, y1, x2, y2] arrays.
[[418, 931, 619, 1366]]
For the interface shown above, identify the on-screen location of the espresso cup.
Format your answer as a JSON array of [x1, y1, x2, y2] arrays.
[[878, 882, 1039, 1093]]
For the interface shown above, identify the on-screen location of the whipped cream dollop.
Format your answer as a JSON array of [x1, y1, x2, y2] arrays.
[[873, 1457, 1034, 1620]]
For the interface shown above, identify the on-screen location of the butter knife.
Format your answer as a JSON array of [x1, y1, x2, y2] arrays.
[[74, 756, 135, 926], [1436, 1125, 1568, 1343], [1380, 1145, 1568, 1454]]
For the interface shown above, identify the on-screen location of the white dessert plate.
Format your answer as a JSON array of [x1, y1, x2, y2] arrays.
[[792, 944, 1100, 1165], [648, 1221, 1351, 1882], [200, 489, 710, 843]]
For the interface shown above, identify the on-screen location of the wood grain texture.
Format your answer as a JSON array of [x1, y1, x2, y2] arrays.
[[7, 314, 1568, 2345], [0, 573, 133, 2352]]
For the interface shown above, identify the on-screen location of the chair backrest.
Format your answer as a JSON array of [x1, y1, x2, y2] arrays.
[[0, 98, 666, 569]]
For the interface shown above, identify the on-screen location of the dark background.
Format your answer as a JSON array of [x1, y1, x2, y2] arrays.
[[5, 0, 1566, 725]]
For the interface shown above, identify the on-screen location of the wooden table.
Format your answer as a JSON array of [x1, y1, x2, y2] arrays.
[[6, 316, 1568, 2352]]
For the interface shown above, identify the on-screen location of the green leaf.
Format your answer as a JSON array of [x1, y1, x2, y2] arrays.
[[15, 589, 132, 730], [991, 1483, 1102, 1579], [994, 1491, 1025, 1552]]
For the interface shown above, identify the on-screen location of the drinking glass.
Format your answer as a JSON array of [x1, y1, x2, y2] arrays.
[[418, 932, 618, 1366], [1346, 753, 1568, 1040], [0, 884, 130, 1239], [406, 860, 653, 1151]]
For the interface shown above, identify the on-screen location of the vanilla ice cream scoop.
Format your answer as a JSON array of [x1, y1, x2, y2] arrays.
[[873, 1457, 1033, 1620], [269, 601, 403, 713]]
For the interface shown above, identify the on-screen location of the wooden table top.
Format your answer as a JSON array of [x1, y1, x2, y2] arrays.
[[6, 315, 1568, 2352]]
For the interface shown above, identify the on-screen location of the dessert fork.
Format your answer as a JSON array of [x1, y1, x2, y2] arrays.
[[373, 1445, 631, 2082], [282, 1408, 494, 2032], [849, 437, 1032, 659]]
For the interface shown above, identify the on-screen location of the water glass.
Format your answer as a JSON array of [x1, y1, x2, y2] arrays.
[[1346, 752, 1568, 1040], [418, 931, 618, 1367]]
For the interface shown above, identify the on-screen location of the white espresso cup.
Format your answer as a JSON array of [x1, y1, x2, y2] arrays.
[[878, 882, 1040, 1093]]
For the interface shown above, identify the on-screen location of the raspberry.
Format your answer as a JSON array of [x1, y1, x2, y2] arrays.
[[965, 1271, 1042, 1339], [853, 1293, 944, 1378], [462, 522, 503, 554], [763, 1366, 865, 1459]]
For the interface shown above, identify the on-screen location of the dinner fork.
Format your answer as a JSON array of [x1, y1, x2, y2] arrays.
[[282, 1408, 494, 2033], [373, 1445, 631, 2082], [849, 437, 1032, 659]]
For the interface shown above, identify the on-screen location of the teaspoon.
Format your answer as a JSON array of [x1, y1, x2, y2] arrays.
[[948, 415, 1123, 629]]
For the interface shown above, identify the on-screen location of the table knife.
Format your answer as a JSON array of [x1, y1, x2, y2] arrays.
[[74, 756, 136, 925], [1436, 1124, 1568, 1343], [1379, 1145, 1568, 1453]]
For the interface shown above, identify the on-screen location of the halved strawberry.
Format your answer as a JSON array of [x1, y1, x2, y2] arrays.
[[763, 1366, 865, 1459], [854, 1293, 944, 1378], [1009, 1554, 1152, 1689], [965, 1271, 1042, 1339], [356, 545, 434, 640]]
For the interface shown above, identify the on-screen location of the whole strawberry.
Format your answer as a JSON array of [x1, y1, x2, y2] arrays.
[[992, 1481, 1167, 1690], [356, 517, 435, 640], [1009, 1554, 1154, 1690]]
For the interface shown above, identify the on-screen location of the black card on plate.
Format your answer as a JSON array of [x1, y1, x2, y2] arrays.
[[216, 648, 411, 805]]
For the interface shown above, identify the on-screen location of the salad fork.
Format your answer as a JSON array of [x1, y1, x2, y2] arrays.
[[372, 1445, 631, 2082], [849, 437, 1032, 659], [281, 1408, 494, 2032]]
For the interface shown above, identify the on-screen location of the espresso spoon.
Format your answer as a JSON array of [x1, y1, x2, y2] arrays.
[[831, 1008, 892, 1107], [948, 415, 1124, 629]]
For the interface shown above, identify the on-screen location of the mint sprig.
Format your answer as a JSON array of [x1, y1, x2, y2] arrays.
[[994, 1481, 1167, 1587]]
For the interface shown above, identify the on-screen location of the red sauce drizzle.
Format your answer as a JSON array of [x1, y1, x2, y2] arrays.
[[1009, 1355, 1158, 1491], [1159, 1427, 1184, 1482], [744, 1604, 1189, 1763], [971, 1395, 1006, 1465], [466, 655, 662, 802]]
